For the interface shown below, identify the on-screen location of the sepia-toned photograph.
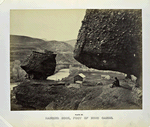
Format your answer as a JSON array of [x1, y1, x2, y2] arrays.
[[10, 9, 142, 111]]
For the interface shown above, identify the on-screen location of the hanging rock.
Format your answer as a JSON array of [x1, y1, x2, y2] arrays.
[[74, 9, 142, 86]]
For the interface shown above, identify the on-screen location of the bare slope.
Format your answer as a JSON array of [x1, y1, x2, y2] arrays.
[[65, 39, 77, 49], [10, 35, 80, 68]]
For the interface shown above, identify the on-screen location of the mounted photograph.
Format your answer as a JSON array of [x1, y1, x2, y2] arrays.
[[10, 9, 142, 110]]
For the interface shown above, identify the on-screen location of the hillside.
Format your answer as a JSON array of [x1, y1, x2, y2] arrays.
[[65, 39, 77, 49], [10, 35, 75, 62]]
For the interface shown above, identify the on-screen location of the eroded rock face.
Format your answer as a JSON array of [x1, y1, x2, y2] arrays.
[[74, 9, 142, 85], [21, 51, 56, 80]]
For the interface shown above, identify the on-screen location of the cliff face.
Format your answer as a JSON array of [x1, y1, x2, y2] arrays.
[[74, 9, 142, 85], [21, 51, 56, 80]]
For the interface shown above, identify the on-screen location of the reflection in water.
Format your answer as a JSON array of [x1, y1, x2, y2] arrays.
[[47, 69, 70, 81], [10, 69, 70, 90]]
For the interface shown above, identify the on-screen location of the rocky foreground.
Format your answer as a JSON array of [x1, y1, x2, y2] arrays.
[[11, 79, 142, 110]]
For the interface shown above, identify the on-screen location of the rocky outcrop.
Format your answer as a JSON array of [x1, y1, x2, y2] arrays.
[[12, 79, 142, 110], [21, 51, 56, 80], [74, 9, 142, 86], [13, 81, 85, 110], [78, 85, 141, 110]]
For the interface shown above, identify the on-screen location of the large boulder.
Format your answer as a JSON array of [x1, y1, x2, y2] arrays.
[[13, 81, 86, 110], [21, 50, 56, 80], [74, 9, 142, 86]]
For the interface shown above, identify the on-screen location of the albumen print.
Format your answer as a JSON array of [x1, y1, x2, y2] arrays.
[[10, 9, 142, 110]]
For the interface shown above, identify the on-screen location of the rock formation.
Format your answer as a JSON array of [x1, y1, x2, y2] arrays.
[[12, 80, 142, 110], [21, 50, 56, 80], [13, 81, 85, 110], [74, 9, 142, 86]]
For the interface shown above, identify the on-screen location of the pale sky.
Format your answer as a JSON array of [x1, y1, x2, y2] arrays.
[[10, 9, 86, 41]]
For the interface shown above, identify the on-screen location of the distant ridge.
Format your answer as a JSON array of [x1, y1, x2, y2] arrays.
[[10, 35, 79, 65], [65, 39, 77, 48]]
